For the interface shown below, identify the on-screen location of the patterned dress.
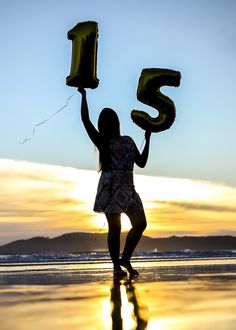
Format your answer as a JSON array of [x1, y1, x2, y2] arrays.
[[94, 136, 144, 214]]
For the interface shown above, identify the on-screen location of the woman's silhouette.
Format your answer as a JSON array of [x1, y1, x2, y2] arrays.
[[78, 88, 151, 277]]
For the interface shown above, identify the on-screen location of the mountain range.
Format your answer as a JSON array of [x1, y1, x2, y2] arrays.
[[0, 232, 236, 254]]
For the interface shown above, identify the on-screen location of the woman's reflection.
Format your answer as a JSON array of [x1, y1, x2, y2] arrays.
[[110, 278, 148, 329]]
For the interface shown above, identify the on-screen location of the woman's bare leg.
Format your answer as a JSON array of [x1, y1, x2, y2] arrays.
[[120, 209, 147, 275], [106, 213, 126, 276]]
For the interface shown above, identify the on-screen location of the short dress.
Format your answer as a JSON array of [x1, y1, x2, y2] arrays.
[[94, 136, 144, 214]]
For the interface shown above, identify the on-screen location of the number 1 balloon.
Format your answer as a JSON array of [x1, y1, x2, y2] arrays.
[[131, 68, 181, 132], [66, 21, 99, 89]]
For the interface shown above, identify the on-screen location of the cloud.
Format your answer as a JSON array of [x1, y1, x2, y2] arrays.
[[154, 200, 236, 213], [0, 159, 99, 244], [0, 158, 236, 245]]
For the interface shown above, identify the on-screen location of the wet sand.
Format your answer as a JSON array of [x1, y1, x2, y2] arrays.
[[0, 260, 236, 329]]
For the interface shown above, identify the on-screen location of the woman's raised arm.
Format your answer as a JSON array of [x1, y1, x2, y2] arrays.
[[134, 131, 151, 168], [78, 88, 101, 148]]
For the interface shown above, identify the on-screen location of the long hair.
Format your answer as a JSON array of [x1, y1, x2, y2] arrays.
[[98, 108, 120, 170]]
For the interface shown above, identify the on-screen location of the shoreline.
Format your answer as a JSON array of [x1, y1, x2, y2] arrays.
[[1, 258, 236, 285]]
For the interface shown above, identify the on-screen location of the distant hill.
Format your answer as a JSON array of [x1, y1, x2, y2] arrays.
[[0, 233, 236, 254]]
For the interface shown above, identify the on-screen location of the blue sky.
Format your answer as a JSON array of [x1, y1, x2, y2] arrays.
[[1, 0, 236, 186]]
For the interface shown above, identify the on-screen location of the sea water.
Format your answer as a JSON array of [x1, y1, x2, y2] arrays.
[[1, 249, 236, 265], [0, 250, 236, 285]]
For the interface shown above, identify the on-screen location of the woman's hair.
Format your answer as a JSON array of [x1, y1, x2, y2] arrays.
[[97, 108, 120, 170], [98, 108, 120, 138]]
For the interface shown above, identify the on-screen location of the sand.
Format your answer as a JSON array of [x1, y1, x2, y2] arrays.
[[0, 259, 236, 330]]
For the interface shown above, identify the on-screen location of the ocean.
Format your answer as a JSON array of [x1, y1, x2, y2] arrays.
[[0, 250, 236, 285], [1, 249, 236, 264]]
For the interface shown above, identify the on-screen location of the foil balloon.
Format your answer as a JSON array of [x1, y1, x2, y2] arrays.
[[66, 21, 99, 89], [131, 68, 181, 132]]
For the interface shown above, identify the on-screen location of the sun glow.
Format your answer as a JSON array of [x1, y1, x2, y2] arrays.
[[135, 174, 230, 203], [0, 158, 236, 244]]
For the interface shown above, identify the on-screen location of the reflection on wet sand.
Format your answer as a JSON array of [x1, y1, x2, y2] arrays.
[[110, 279, 149, 330], [0, 270, 236, 329]]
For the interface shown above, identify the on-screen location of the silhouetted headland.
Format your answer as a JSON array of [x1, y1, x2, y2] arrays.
[[0, 233, 236, 254]]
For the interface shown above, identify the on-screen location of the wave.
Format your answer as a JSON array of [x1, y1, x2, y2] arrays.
[[1, 250, 236, 265]]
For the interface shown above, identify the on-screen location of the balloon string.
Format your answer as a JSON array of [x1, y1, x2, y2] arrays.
[[139, 136, 145, 152], [19, 91, 76, 144]]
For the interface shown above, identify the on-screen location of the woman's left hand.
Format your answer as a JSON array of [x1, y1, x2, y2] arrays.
[[145, 130, 151, 140]]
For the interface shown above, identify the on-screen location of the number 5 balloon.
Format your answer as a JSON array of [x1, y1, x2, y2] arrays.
[[131, 68, 181, 132], [66, 21, 99, 89]]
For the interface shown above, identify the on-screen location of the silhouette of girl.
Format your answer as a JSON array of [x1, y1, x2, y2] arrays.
[[78, 88, 151, 277]]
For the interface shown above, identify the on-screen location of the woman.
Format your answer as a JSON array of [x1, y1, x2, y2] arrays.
[[78, 88, 151, 277]]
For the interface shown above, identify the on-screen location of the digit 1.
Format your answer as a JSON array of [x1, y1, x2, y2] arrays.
[[66, 21, 99, 89]]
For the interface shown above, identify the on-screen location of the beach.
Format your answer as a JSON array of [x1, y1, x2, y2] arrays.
[[0, 257, 236, 330]]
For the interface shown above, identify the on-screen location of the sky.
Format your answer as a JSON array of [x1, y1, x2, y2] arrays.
[[0, 0, 236, 244]]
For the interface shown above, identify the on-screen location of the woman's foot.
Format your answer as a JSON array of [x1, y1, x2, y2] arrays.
[[120, 259, 139, 276], [113, 266, 127, 278]]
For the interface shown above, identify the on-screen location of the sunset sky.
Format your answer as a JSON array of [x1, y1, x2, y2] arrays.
[[0, 1, 236, 245]]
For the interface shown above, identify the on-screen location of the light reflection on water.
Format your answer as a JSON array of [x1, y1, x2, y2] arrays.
[[0, 271, 236, 330]]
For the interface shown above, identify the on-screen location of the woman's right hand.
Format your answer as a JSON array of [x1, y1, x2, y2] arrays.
[[77, 87, 86, 96]]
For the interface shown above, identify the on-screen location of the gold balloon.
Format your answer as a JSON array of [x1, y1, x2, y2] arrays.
[[131, 68, 181, 132], [66, 21, 99, 88]]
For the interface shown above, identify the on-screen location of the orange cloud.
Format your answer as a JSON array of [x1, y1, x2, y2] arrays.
[[0, 158, 236, 245]]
